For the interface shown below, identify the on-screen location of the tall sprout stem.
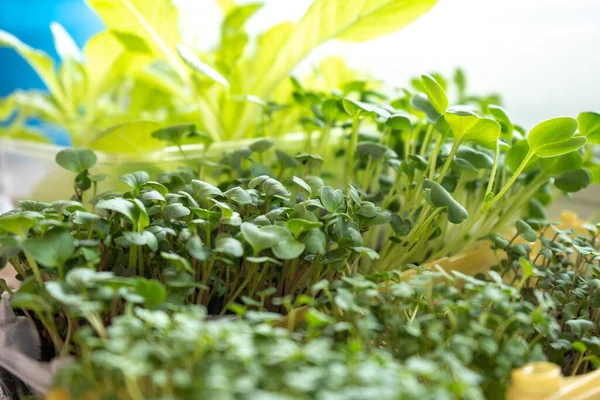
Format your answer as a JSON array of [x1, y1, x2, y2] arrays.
[[346, 116, 361, 184], [486, 151, 534, 211], [24, 252, 44, 285], [428, 134, 445, 180], [437, 141, 461, 183], [486, 142, 501, 197]]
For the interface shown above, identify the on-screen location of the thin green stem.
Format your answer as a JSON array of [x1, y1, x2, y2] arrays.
[[486, 142, 501, 197], [437, 141, 461, 183], [24, 252, 43, 285], [428, 134, 445, 180], [420, 125, 434, 156], [486, 150, 534, 211], [346, 117, 361, 184]]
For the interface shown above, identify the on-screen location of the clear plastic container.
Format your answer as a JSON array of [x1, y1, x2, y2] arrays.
[[0, 133, 316, 206]]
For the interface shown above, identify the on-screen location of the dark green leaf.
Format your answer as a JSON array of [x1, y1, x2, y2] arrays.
[[55, 148, 97, 173]]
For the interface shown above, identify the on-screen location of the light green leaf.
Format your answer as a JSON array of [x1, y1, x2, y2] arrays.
[[66, 268, 114, 288], [10, 293, 52, 314], [445, 107, 501, 145], [233, 0, 437, 137], [303, 228, 326, 254], [506, 140, 539, 174], [86, 0, 187, 79], [83, 31, 147, 99], [249, 138, 274, 153], [122, 231, 158, 252], [286, 219, 323, 239], [50, 200, 86, 214], [120, 171, 150, 190], [422, 74, 448, 114], [163, 203, 191, 219], [519, 257, 535, 279], [343, 98, 390, 119], [578, 111, 600, 143], [241, 222, 279, 253], [177, 44, 229, 87], [131, 278, 166, 307], [0, 212, 40, 236], [488, 105, 514, 137], [90, 121, 164, 153], [272, 239, 305, 260], [320, 186, 345, 213], [216, 0, 236, 14], [539, 151, 583, 176], [151, 124, 208, 145], [350, 246, 379, 260], [252, 0, 437, 98], [50, 22, 84, 63], [462, 118, 501, 144], [214, 235, 243, 258], [0, 29, 64, 103], [192, 180, 223, 198], [535, 136, 587, 158], [444, 106, 477, 137], [97, 198, 136, 224], [224, 187, 252, 205], [186, 236, 207, 261], [210, 199, 234, 218], [385, 113, 412, 130], [22, 228, 75, 268], [527, 117, 578, 152], [142, 181, 169, 196], [292, 176, 312, 197], [160, 252, 193, 273], [410, 93, 440, 123]]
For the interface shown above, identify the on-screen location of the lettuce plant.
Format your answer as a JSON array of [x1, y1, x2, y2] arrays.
[[0, 0, 438, 148]]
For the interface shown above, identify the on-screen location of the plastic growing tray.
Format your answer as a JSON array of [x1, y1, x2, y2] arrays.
[[0, 133, 319, 205]]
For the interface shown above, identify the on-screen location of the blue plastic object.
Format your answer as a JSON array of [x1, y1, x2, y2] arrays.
[[0, 0, 104, 145]]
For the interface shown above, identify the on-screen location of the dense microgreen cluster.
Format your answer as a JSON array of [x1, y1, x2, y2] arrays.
[[277, 73, 597, 270], [1, 3, 599, 397], [489, 221, 600, 377], [53, 307, 479, 400], [299, 220, 600, 398], [0, 143, 392, 354], [42, 219, 600, 400]]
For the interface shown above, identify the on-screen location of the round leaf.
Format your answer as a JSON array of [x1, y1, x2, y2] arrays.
[[240, 222, 279, 253], [554, 169, 592, 193], [527, 117, 578, 152], [55, 148, 97, 173]]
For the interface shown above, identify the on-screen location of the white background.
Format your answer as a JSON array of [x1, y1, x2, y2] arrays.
[[176, 0, 600, 129]]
